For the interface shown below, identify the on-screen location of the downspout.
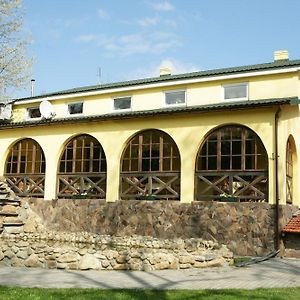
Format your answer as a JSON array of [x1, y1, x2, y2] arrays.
[[274, 107, 281, 250]]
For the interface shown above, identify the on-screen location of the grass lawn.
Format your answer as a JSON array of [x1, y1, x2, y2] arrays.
[[0, 287, 300, 300]]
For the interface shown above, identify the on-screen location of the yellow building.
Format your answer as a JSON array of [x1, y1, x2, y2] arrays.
[[0, 50, 299, 207]]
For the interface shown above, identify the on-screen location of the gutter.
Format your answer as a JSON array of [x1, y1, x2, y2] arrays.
[[274, 107, 281, 250]]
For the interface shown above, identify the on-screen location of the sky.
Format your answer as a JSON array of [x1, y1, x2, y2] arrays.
[[18, 0, 300, 98]]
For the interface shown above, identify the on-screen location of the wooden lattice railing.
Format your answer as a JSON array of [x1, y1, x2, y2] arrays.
[[5, 175, 45, 197], [195, 171, 268, 202], [57, 173, 106, 199], [120, 172, 180, 200]]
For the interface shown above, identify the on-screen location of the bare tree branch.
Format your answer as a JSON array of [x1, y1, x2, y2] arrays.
[[0, 0, 32, 101]]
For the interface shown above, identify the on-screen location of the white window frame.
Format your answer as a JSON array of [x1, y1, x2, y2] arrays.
[[66, 101, 84, 116], [222, 83, 249, 101], [112, 96, 132, 112], [164, 89, 186, 107], [26, 106, 41, 120]]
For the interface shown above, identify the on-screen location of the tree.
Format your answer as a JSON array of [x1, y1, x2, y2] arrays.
[[0, 0, 31, 102]]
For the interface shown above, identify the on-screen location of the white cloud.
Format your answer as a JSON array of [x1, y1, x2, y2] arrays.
[[138, 16, 159, 27], [152, 1, 175, 12], [98, 8, 110, 20], [75, 31, 181, 56], [126, 58, 200, 80]]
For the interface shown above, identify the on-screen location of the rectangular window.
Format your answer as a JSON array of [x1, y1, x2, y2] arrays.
[[165, 90, 186, 105], [68, 102, 83, 115], [27, 107, 41, 119], [223, 83, 248, 101], [114, 97, 131, 111]]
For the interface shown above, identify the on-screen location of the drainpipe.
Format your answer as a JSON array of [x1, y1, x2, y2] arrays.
[[274, 107, 281, 250]]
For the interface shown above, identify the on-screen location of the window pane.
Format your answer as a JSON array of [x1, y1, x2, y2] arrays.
[[224, 84, 247, 100], [221, 156, 230, 169], [165, 91, 185, 105], [68, 103, 83, 114], [114, 97, 131, 110], [28, 107, 41, 118], [207, 157, 217, 170]]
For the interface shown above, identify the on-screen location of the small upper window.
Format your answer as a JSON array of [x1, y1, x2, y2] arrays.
[[68, 102, 83, 115], [27, 107, 41, 119], [223, 83, 248, 101], [165, 90, 186, 105], [114, 97, 131, 111]]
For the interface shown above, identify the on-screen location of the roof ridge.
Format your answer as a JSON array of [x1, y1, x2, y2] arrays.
[[14, 59, 300, 102]]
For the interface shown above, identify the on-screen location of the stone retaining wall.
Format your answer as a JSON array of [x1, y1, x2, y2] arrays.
[[0, 232, 233, 271], [1, 196, 298, 272], [26, 199, 298, 256]]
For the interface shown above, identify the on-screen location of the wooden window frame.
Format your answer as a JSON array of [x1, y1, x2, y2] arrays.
[[120, 130, 181, 200], [286, 138, 293, 204], [195, 126, 268, 202], [57, 134, 107, 199], [4, 139, 45, 197]]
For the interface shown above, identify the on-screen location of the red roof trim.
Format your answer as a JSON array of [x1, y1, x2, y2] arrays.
[[282, 214, 300, 233]]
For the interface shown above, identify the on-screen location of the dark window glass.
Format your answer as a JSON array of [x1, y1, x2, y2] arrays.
[[27, 107, 41, 118], [68, 103, 83, 115], [165, 91, 185, 105], [114, 97, 131, 110]]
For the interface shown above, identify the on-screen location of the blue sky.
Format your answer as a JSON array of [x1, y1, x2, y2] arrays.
[[19, 0, 300, 98]]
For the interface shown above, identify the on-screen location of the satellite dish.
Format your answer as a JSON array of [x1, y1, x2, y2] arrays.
[[39, 100, 55, 119], [0, 104, 12, 120]]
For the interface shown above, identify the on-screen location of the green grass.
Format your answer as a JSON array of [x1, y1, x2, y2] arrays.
[[0, 287, 300, 300]]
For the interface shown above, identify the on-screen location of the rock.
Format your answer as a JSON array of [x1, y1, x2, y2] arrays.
[[113, 263, 128, 270], [79, 254, 101, 270], [154, 261, 169, 270], [45, 260, 57, 269], [194, 261, 207, 268], [25, 254, 43, 268], [169, 259, 179, 269], [0, 251, 4, 261], [142, 263, 153, 272], [206, 257, 226, 267], [179, 263, 192, 269], [57, 253, 79, 263], [57, 262, 67, 269], [16, 250, 28, 259], [4, 250, 14, 259], [23, 220, 37, 233], [16, 241, 30, 247], [204, 253, 217, 261], [11, 256, 24, 267], [116, 254, 126, 264], [104, 250, 118, 260], [101, 260, 110, 268], [179, 255, 195, 264], [194, 255, 206, 262], [67, 262, 79, 270]]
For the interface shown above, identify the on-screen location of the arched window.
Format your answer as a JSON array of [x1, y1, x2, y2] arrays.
[[120, 129, 180, 200], [57, 134, 106, 199], [195, 125, 268, 202], [4, 138, 45, 197], [286, 136, 296, 204]]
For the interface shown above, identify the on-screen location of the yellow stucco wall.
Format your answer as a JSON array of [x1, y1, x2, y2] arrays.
[[278, 105, 300, 206], [0, 108, 277, 203], [12, 71, 299, 121]]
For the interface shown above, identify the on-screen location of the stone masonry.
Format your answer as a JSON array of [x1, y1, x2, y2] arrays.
[[0, 195, 233, 271], [27, 199, 298, 256]]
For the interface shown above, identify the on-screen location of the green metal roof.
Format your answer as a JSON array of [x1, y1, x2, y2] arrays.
[[1, 97, 298, 129], [14, 59, 300, 102]]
